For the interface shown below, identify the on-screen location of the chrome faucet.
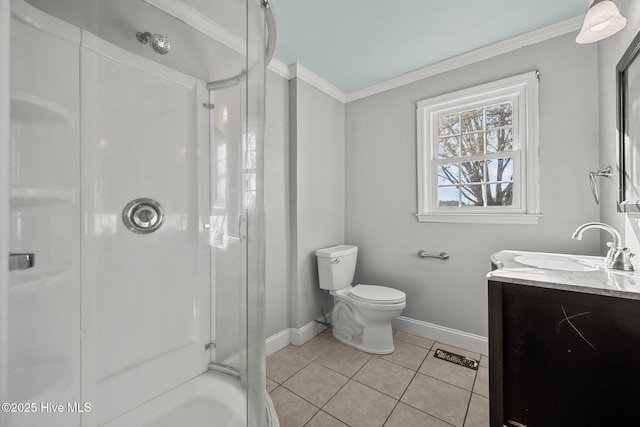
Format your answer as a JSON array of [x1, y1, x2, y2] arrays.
[[572, 222, 634, 271]]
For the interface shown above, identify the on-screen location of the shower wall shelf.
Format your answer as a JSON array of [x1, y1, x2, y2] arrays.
[[11, 89, 74, 124], [10, 187, 76, 206]]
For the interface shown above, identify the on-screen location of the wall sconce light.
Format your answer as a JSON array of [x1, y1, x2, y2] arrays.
[[576, 0, 627, 44]]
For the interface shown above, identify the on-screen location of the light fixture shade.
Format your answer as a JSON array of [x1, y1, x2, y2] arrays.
[[576, 0, 627, 44]]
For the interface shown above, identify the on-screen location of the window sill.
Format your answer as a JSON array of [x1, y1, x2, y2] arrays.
[[415, 213, 541, 225]]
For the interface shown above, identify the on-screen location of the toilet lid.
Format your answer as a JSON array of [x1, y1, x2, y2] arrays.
[[348, 284, 406, 304]]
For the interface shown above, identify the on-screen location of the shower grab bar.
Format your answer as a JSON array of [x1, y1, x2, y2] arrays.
[[418, 250, 450, 261], [9, 253, 35, 271]]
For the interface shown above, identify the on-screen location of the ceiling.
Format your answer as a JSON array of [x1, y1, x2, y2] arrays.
[[270, 0, 591, 94]]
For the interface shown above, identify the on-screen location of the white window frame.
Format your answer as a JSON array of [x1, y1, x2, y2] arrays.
[[416, 71, 541, 225]]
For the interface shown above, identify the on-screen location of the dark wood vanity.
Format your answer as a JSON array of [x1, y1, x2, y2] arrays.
[[488, 251, 640, 427]]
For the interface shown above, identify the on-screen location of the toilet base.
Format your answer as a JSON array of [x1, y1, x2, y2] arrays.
[[332, 325, 395, 355], [331, 300, 398, 354]]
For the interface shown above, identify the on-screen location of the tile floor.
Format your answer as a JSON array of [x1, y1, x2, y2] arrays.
[[267, 329, 489, 427]]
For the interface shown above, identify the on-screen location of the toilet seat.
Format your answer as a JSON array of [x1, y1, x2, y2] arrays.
[[348, 284, 406, 304]]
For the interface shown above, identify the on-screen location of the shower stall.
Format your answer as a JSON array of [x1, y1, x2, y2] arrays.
[[1, 0, 271, 425]]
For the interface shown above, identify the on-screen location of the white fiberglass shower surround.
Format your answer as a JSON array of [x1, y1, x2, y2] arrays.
[[1, 0, 269, 426]]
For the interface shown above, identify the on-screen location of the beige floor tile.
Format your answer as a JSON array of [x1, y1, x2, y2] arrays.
[[379, 340, 429, 371], [394, 331, 435, 350], [315, 341, 372, 377], [305, 410, 349, 427], [286, 336, 341, 361], [324, 380, 397, 427], [318, 327, 340, 343], [353, 357, 415, 399], [266, 346, 311, 384], [269, 386, 318, 427], [472, 366, 489, 398], [419, 351, 478, 391], [479, 355, 489, 368], [463, 394, 489, 427], [401, 374, 471, 427], [266, 377, 278, 393], [282, 362, 349, 407], [384, 402, 455, 427], [432, 343, 481, 360]]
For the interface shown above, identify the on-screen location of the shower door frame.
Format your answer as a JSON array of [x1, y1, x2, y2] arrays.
[[0, 0, 11, 421]]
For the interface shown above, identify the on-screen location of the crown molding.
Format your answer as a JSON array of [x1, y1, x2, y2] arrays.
[[289, 64, 347, 103], [345, 15, 585, 103], [140, 1, 583, 105], [267, 58, 290, 79]]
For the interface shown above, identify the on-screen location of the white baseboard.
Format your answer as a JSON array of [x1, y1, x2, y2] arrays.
[[266, 314, 488, 356], [265, 314, 331, 356], [265, 329, 292, 356], [393, 316, 488, 356]]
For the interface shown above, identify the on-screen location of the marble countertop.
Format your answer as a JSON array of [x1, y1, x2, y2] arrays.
[[488, 250, 640, 300]]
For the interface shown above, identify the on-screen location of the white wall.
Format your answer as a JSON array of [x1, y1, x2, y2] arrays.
[[265, 69, 291, 337], [345, 33, 600, 338], [598, 1, 640, 258], [289, 78, 345, 329]]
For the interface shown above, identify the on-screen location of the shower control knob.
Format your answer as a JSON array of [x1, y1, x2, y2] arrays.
[[132, 205, 158, 228], [123, 198, 165, 234]]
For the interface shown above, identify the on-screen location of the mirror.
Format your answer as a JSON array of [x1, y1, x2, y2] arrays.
[[617, 29, 640, 212]]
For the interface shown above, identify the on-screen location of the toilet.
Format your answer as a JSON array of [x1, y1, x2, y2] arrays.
[[316, 245, 406, 354]]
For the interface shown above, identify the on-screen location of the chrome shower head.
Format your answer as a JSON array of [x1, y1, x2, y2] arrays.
[[136, 31, 170, 55]]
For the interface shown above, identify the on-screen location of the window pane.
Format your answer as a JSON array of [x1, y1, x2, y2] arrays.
[[486, 102, 512, 129], [438, 186, 459, 207], [460, 161, 484, 184], [438, 163, 460, 185], [245, 172, 256, 191], [486, 128, 513, 153], [487, 157, 513, 182], [461, 108, 484, 133], [460, 184, 484, 207], [486, 183, 513, 206], [438, 114, 460, 136], [462, 132, 484, 156], [438, 136, 460, 158], [246, 150, 256, 169]]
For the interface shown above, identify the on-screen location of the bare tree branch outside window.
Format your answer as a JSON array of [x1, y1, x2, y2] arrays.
[[436, 102, 514, 208]]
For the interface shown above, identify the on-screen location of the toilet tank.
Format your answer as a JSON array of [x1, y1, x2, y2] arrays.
[[316, 245, 358, 291]]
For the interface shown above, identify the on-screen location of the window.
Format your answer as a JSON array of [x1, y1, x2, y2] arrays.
[[243, 132, 257, 209], [416, 71, 540, 224]]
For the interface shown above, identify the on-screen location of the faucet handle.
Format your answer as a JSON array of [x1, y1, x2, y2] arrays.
[[608, 246, 635, 271]]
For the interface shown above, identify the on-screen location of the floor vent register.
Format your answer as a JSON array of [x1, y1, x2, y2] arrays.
[[433, 348, 479, 370]]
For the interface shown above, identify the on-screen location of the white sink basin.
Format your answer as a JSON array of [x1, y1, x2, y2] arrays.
[[514, 255, 598, 272]]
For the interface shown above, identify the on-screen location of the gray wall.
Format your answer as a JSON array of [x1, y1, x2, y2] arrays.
[[345, 33, 600, 337], [265, 69, 291, 337], [289, 78, 346, 329], [598, 1, 640, 257]]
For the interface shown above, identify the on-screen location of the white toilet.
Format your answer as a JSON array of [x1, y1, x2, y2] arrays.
[[316, 245, 406, 354]]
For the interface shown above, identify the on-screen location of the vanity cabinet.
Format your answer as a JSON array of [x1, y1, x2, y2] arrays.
[[489, 279, 640, 427]]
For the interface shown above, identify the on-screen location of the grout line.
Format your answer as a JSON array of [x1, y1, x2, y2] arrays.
[[391, 366, 457, 427], [284, 332, 478, 427], [461, 392, 474, 427]]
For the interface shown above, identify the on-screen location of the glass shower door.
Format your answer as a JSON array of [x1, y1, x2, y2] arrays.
[[3, 0, 267, 426]]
